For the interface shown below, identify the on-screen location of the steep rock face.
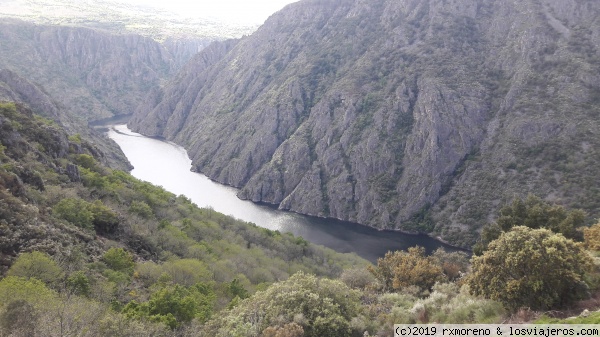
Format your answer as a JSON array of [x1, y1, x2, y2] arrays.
[[130, 39, 239, 136], [0, 19, 193, 121], [0, 69, 63, 121], [131, 0, 600, 247]]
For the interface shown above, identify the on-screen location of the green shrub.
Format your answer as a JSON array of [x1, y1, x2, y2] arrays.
[[75, 154, 97, 170], [53, 198, 94, 229], [0, 276, 56, 307], [89, 200, 119, 234], [66, 271, 91, 297], [102, 248, 135, 274], [368, 246, 446, 292], [123, 283, 215, 329], [468, 226, 593, 311], [204, 272, 361, 337], [7, 251, 63, 286], [584, 222, 600, 251], [129, 200, 154, 219]]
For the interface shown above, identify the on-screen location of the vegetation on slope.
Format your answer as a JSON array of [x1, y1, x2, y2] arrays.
[[0, 101, 368, 334]]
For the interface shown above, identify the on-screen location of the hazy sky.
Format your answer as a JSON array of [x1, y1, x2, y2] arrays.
[[123, 0, 299, 25]]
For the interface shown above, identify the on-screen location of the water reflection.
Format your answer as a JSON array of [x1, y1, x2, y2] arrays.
[[108, 124, 457, 262]]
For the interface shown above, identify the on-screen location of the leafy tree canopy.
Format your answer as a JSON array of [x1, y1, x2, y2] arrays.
[[468, 226, 593, 311], [584, 222, 600, 251], [203, 272, 361, 337], [369, 246, 447, 293], [123, 283, 215, 329], [7, 251, 63, 286], [102, 247, 135, 274]]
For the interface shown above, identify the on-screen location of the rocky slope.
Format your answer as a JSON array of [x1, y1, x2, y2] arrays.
[[0, 18, 198, 122], [130, 0, 600, 247], [0, 69, 131, 170]]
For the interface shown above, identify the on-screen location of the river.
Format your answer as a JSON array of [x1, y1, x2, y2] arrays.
[[107, 124, 457, 262]]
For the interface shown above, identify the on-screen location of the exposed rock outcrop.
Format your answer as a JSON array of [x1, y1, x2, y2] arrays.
[[130, 0, 600, 247], [0, 18, 199, 121]]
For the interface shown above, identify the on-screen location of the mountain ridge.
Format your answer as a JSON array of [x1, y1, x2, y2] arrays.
[[130, 0, 600, 247]]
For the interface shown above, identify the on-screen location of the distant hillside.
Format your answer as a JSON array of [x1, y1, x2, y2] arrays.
[[0, 19, 191, 122], [0, 0, 255, 41], [130, 0, 600, 247]]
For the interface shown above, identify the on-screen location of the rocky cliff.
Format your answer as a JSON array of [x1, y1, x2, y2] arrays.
[[0, 18, 197, 121], [130, 0, 600, 247]]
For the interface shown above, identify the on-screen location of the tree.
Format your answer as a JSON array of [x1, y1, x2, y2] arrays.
[[66, 271, 91, 297], [203, 272, 361, 337], [89, 200, 119, 235], [75, 154, 97, 170], [7, 251, 63, 286], [102, 248, 135, 274], [161, 259, 211, 287], [431, 248, 470, 281], [474, 195, 586, 254], [368, 246, 446, 292], [0, 276, 56, 307], [129, 200, 154, 219], [340, 267, 376, 289], [468, 226, 592, 311], [123, 283, 214, 329], [227, 278, 249, 299], [53, 198, 94, 229], [0, 300, 38, 336], [584, 222, 600, 251]]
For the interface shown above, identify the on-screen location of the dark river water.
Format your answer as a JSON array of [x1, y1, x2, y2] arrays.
[[107, 124, 457, 262]]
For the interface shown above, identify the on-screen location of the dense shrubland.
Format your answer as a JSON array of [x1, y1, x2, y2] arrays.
[[0, 102, 599, 336]]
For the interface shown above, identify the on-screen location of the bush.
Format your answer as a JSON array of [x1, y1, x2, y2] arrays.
[[89, 200, 119, 234], [0, 300, 38, 336], [7, 251, 63, 286], [102, 248, 135, 274], [468, 226, 593, 311], [368, 246, 446, 292], [129, 201, 154, 219], [0, 276, 56, 307], [204, 272, 361, 337], [53, 198, 94, 229], [340, 267, 376, 289], [123, 283, 215, 329], [584, 222, 600, 251], [431, 248, 469, 281], [66, 271, 91, 297], [75, 154, 97, 170]]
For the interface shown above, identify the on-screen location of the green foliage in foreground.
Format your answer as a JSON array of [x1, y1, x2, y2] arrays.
[[0, 102, 373, 334], [468, 226, 593, 311], [368, 247, 469, 293], [123, 283, 215, 329], [584, 222, 600, 251], [202, 272, 362, 337]]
